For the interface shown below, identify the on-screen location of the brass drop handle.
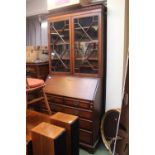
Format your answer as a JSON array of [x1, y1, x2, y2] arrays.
[[90, 104, 93, 109], [73, 101, 79, 106], [52, 104, 56, 110], [74, 111, 79, 116]]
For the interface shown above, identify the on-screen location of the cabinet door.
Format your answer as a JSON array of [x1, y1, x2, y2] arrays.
[[49, 18, 71, 74], [73, 14, 101, 76]]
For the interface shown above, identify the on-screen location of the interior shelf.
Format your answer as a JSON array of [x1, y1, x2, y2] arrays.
[[50, 25, 98, 33], [51, 58, 98, 61], [50, 40, 98, 46]]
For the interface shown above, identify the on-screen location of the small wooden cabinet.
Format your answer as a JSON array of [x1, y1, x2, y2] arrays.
[[26, 62, 49, 80], [48, 4, 105, 77], [44, 75, 103, 153]]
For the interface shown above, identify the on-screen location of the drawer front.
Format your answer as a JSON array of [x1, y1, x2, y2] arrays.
[[47, 95, 63, 104], [50, 103, 93, 120], [64, 98, 92, 110], [79, 129, 93, 145], [79, 118, 93, 131]]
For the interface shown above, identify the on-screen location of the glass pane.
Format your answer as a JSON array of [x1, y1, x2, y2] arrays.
[[74, 16, 99, 74], [50, 20, 70, 72]]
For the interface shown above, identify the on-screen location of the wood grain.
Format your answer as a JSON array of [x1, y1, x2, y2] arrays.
[[45, 75, 99, 101], [31, 122, 66, 155]]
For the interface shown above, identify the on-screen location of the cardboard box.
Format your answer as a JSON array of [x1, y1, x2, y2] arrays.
[[48, 0, 90, 11]]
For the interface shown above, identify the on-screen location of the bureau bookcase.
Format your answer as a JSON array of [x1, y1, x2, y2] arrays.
[[46, 4, 106, 153]]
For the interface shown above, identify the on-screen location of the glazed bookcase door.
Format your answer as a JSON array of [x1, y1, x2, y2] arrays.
[[73, 14, 100, 76], [49, 18, 71, 74]]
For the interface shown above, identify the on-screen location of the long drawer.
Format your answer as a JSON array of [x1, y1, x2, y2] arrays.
[[64, 98, 93, 110], [79, 129, 93, 145], [50, 103, 93, 120], [79, 118, 93, 131], [47, 95, 63, 104], [47, 95, 93, 110]]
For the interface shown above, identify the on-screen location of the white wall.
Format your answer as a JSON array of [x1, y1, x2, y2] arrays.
[[26, 0, 48, 17], [105, 0, 126, 111]]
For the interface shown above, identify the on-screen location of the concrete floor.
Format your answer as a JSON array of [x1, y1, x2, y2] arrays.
[[80, 143, 109, 155]]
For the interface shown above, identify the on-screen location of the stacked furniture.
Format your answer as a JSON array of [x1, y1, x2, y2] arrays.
[[26, 110, 51, 155], [45, 4, 106, 153], [26, 110, 79, 155]]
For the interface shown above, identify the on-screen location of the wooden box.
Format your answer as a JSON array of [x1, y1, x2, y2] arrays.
[[48, 0, 90, 11], [26, 110, 52, 155], [50, 112, 79, 155], [31, 122, 67, 155]]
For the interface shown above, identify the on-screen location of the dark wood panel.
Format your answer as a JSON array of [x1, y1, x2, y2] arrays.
[[50, 103, 93, 120], [64, 98, 92, 109], [47, 95, 63, 104], [47, 94, 93, 109], [79, 118, 93, 131], [45, 75, 98, 100], [79, 129, 93, 145]]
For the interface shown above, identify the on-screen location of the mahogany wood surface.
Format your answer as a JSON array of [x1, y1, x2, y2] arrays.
[[31, 122, 65, 140], [26, 110, 51, 155], [31, 122, 66, 155], [50, 112, 78, 125], [45, 75, 99, 101], [26, 110, 51, 132]]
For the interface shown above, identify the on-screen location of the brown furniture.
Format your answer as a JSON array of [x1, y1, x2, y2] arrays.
[[50, 112, 79, 155], [45, 3, 106, 153], [31, 122, 67, 155], [26, 78, 52, 115], [48, 4, 106, 78], [44, 75, 103, 153], [26, 110, 51, 155], [26, 62, 49, 80]]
